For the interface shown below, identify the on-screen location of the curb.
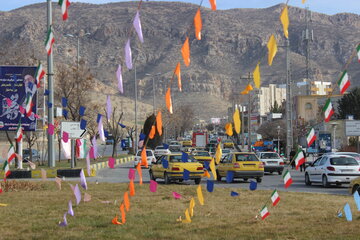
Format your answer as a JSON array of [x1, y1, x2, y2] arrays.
[[1, 156, 135, 179]]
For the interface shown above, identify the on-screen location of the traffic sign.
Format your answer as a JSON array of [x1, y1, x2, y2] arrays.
[[61, 121, 87, 139]]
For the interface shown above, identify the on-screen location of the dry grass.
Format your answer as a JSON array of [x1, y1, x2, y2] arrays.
[[0, 181, 359, 240]]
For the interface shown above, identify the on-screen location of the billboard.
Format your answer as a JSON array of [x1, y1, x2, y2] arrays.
[[0, 66, 38, 131], [345, 120, 360, 136]]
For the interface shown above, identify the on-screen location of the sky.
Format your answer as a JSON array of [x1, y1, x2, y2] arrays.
[[0, 0, 359, 15]]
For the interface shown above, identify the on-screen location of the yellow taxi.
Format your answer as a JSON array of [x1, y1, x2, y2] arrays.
[[223, 140, 234, 148], [191, 150, 212, 163], [181, 140, 192, 147], [149, 154, 204, 184], [216, 152, 264, 183]]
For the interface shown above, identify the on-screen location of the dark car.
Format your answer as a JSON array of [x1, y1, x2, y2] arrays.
[[23, 149, 40, 162]]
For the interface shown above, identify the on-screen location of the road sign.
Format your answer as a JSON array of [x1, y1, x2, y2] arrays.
[[61, 121, 87, 139], [346, 120, 360, 136]]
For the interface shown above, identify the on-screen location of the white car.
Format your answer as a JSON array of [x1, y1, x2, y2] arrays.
[[323, 152, 360, 163], [154, 146, 171, 157], [305, 154, 360, 187], [256, 152, 284, 175], [134, 149, 156, 168]]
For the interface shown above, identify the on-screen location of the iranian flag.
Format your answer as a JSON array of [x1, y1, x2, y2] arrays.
[[306, 128, 316, 147], [15, 123, 23, 143], [2, 161, 11, 181], [271, 190, 280, 206], [293, 149, 305, 170], [323, 99, 334, 122], [25, 94, 33, 117], [357, 44, 360, 63], [337, 70, 350, 94], [35, 63, 46, 88], [58, 0, 71, 21], [8, 144, 16, 163], [260, 206, 270, 220], [45, 27, 55, 56], [283, 170, 293, 188]]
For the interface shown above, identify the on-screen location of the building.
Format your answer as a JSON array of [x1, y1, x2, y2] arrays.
[[257, 84, 286, 118], [311, 81, 333, 95]]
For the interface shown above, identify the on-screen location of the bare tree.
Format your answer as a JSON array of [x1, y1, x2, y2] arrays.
[[126, 126, 135, 154], [105, 106, 125, 157], [24, 131, 39, 163], [163, 105, 194, 139]]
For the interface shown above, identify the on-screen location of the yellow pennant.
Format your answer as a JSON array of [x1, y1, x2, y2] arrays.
[[0, 203, 8, 207], [267, 34, 278, 66], [189, 198, 195, 217], [215, 142, 222, 164], [182, 208, 192, 223], [210, 158, 217, 180], [253, 62, 261, 88], [302, 0, 307, 3], [225, 123, 233, 136], [197, 185, 204, 206], [280, 6, 289, 39], [233, 107, 241, 134]]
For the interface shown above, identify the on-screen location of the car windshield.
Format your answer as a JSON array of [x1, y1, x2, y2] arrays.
[[339, 153, 360, 158], [195, 152, 210, 156], [222, 149, 230, 153], [235, 154, 259, 162], [169, 155, 197, 163], [261, 153, 280, 159], [137, 151, 153, 156], [156, 146, 165, 150], [330, 157, 358, 166]]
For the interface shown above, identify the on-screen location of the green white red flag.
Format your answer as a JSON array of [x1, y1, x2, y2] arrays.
[[357, 44, 360, 63], [306, 128, 316, 147], [323, 98, 334, 122], [8, 144, 16, 163], [15, 123, 23, 143], [283, 170, 293, 188], [25, 94, 33, 117], [45, 26, 55, 56], [271, 189, 280, 206], [58, 0, 71, 21], [2, 161, 10, 181], [337, 70, 350, 94], [35, 63, 46, 88], [293, 149, 305, 170], [260, 206, 270, 220]]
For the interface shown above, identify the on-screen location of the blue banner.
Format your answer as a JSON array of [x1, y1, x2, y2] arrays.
[[0, 66, 38, 131]]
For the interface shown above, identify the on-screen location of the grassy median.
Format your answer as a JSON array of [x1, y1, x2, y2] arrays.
[[0, 180, 358, 240]]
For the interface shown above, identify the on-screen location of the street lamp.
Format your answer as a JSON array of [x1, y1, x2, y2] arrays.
[[65, 32, 91, 67], [330, 122, 338, 152], [145, 72, 161, 114], [277, 126, 281, 154]]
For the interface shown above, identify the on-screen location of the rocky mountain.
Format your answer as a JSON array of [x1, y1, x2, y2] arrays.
[[0, 1, 359, 120]]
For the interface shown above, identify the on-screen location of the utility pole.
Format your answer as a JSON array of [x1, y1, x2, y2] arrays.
[[134, 63, 138, 154], [302, 7, 313, 95], [285, 38, 293, 162], [47, 0, 55, 167]]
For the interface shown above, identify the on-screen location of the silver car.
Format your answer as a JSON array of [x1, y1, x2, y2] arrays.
[[154, 146, 171, 157], [256, 152, 284, 175], [305, 154, 360, 187]]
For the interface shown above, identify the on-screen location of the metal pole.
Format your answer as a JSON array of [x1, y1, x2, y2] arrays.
[[77, 37, 80, 68], [241, 105, 245, 149], [277, 126, 280, 154], [333, 125, 336, 151], [134, 63, 138, 153], [285, 38, 293, 162], [152, 76, 155, 113], [18, 138, 23, 169], [47, 0, 55, 167], [248, 78, 251, 152]]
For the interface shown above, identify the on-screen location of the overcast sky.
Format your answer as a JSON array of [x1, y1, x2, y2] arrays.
[[1, 0, 359, 15]]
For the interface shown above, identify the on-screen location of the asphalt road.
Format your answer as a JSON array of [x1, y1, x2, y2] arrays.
[[85, 161, 350, 195]]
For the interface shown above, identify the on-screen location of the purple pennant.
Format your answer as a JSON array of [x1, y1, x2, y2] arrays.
[[133, 11, 144, 43], [106, 95, 112, 120], [68, 200, 74, 216], [128, 168, 135, 180], [116, 65, 123, 94], [73, 184, 82, 205], [86, 151, 91, 176], [80, 169, 87, 190], [124, 38, 133, 69], [98, 115, 105, 142], [92, 136, 98, 158], [58, 213, 68, 227]]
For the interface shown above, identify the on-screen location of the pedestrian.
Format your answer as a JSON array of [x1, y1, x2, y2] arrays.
[[290, 149, 296, 169]]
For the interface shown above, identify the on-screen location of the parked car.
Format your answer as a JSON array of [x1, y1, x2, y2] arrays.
[[149, 153, 204, 184], [305, 154, 360, 187], [223, 140, 234, 149], [256, 152, 284, 175], [191, 150, 212, 163], [133, 149, 156, 168], [23, 149, 40, 162], [216, 152, 264, 183], [323, 152, 360, 163], [221, 148, 232, 159], [154, 145, 171, 157]]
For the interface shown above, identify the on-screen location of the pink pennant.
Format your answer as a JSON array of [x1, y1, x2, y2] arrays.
[[28, 161, 36, 170], [149, 180, 157, 193], [48, 123, 54, 135], [19, 105, 25, 114], [41, 168, 47, 180], [116, 65, 123, 94], [6, 98, 12, 107], [33, 114, 40, 119], [89, 146, 95, 159], [106, 95, 112, 120], [108, 157, 115, 169], [55, 177, 62, 190], [172, 191, 182, 199], [63, 131, 69, 143], [128, 168, 135, 180], [69, 184, 75, 192], [84, 193, 91, 202], [124, 38, 133, 69], [15, 153, 22, 162]]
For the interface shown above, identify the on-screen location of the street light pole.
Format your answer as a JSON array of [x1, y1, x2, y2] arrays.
[[146, 73, 161, 114], [134, 63, 138, 154], [277, 126, 281, 154]]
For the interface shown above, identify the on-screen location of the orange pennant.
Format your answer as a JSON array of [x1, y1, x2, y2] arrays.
[[165, 88, 173, 114], [149, 125, 156, 139], [156, 111, 163, 136], [209, 0, 216, 11], [123, 191, 130, 212], [181, 37, 190, 67], [203, 170, 211, 178], [112, 215, 122, 225], [136, 162, 143, 185], [174, 62, 181, 92], [194, 8, 202, 40], [129, 180, 135, 196], [141, 147, 148, 168], [120, 203, 126, 224]]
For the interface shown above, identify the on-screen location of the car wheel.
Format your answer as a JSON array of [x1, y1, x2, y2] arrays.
[[243, 178, 248, 182], [194, 178, 201, 185], [270, 171, 273, 174], [278, 171, 282, 175], [256, 178, 262, 183], [216, 170, 222, 182], [164, 172, 170, 184], [305, 173, 311, 186], [149, 170, 156, 181], [322, 175, 329, 188], [352, 185, 360, 194]]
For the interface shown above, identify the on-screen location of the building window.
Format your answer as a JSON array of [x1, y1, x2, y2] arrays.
[[305, 103, 312, 110]]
